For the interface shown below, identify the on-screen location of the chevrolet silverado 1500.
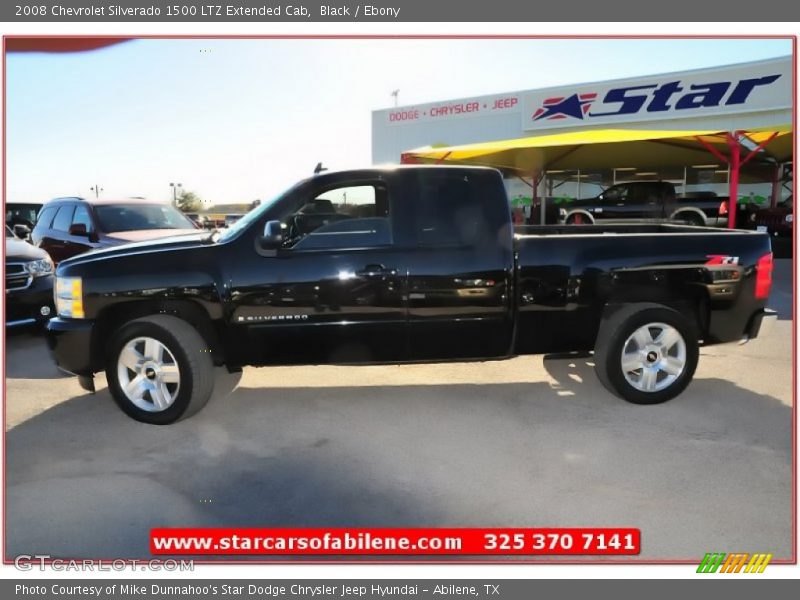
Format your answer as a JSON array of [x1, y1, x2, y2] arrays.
[[47, 166, 776, 424]]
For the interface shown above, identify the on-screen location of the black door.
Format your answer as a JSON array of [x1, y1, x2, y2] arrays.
[[228, 181, 407, 365], [599, 183, 663, 221], [598, 184, 631, 219], [402, 169, 514, 360]]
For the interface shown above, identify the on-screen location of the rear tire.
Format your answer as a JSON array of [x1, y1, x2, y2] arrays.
[[594, 303, 698, 405], [106, 314, 214, 424], [675, 212, 705, 226]]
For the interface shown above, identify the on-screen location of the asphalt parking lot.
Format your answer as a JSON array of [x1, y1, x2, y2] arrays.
[[4, 260, 793, 561]]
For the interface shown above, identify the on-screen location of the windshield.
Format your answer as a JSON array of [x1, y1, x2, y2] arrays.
[[95, 204, 196, 233], [217, 190, 289, 243]]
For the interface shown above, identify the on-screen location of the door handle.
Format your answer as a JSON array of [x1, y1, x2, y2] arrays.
[[357, 264, 396, 277]]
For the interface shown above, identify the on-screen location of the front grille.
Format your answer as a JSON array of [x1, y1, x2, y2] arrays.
[[756, 215, 785, 229], [5, 262, 32, 291]]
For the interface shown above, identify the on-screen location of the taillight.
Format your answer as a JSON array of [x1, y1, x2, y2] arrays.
[[755, 252, 773, 299], [718, 201, 728, 216]]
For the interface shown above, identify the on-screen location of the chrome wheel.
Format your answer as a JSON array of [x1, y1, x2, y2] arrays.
[[620, 322, 686, 393], [116, 336, 180, 412]]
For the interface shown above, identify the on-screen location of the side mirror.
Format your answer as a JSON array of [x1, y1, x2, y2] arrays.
[[258, 220, 284, 249], [68, 223, 89, 237], [13, 224, 31, 239]]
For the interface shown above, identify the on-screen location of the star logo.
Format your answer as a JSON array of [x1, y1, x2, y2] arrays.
[[532, 93, 597, 121]]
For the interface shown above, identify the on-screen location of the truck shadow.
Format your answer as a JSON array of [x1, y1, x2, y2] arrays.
[[5, 366, 792, 561], [5, 328, 67, 379]]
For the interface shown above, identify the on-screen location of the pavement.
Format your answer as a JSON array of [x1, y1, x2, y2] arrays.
[[3, 260, 794, 561]]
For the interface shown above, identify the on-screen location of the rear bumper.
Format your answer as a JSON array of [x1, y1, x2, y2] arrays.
[[46, 317, 95, 376], [741, 309, 778, 343]]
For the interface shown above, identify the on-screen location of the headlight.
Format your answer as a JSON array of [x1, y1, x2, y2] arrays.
[[55, 276, 84, 318], [785, 214, 793, 223], [24, 257, 53, 277]]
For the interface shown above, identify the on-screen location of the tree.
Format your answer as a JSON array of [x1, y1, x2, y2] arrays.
[[176, 190, 202, 213]]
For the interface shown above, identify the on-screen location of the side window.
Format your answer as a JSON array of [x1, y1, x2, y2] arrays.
[[32, 206, 57, 235], [412, 173, 488, 246], [51, 205, 75, 232], [71, 205, 94, 232], [293, 217, 392, 251], [604, 186, 628, 203], [287, 184, 391, 250]]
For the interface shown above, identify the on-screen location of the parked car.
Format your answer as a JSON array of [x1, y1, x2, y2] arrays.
[[747, 196, 793, 237], [224, 214, 244, 227], [31, 197, 200, 264], [5, 224, 54, 328], [6, 200, 44, 239], [47, 166, 775, 424], [559, 181, 730, 227]]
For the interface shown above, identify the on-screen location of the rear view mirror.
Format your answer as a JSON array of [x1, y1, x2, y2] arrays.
[[258, 220, 284, 249], [68, 223, 89, 237], [13, 224, 31, 239]]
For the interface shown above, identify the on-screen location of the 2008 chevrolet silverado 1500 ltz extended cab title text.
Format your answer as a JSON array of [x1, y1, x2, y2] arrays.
[[47, 166, 776, 424]]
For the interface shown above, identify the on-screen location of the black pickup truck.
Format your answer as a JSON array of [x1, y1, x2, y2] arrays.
[[47, 166, 775, 424], [559, 181, 730, 226]]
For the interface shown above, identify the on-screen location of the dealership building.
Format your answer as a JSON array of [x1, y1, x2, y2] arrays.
[[372, 56, 793, 221]]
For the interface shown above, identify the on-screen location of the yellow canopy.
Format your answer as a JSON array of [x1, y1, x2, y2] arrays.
[[401, 127, 793, 174]]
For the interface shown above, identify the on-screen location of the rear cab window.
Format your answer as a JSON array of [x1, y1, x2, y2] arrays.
[[407, 169, 510, 249]]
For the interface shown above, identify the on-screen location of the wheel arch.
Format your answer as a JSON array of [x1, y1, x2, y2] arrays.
[[599, 297, 706, 344], [91, 299, 225, 371], [563, 209, 596, 224], [669, 207, 707, 225]]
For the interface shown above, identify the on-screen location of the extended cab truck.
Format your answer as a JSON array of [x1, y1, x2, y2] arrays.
[[47, 166, 776, 425], [560, 181, 730, 227]]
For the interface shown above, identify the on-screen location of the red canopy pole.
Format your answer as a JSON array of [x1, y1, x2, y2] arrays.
[[726, 132, 741, 229], [771, 164, 782, 209]]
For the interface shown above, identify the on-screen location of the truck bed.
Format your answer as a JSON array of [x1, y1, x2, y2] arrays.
[[512, 222, 772, 355]]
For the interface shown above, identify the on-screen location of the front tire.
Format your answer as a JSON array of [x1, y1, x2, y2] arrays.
[[594, 303, 698, 405], [565, 212, 593, 225], [106, 314, 214, 424]]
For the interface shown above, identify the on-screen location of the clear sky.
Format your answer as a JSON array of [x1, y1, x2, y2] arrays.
[[6, 38, 792, 206]]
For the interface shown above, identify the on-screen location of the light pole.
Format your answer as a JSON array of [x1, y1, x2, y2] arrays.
[[170, 182, 182, 206], [90, 185, 103, 198], [391, 89, 399, 107]]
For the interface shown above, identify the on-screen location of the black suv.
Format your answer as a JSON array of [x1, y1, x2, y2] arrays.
[[559, 181, 730, 226], [5, 225, 55, 327]]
